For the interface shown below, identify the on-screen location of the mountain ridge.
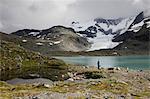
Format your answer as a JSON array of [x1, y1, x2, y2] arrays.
[[5, 11, 150, 53]]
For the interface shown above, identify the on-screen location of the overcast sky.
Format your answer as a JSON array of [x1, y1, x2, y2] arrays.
[[0, 0, 150, 33]]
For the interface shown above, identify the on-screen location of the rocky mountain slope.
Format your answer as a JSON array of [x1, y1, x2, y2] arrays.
[[11, 26, 90, 52], [113, 12, 150, 51]]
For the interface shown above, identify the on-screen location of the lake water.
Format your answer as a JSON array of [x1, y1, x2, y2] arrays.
[[55, 56, 150, 70]]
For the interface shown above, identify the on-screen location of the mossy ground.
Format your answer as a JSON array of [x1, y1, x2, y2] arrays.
[[0, 41, 69, 81]]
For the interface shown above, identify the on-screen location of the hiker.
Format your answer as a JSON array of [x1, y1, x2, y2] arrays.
[[97, 60, 100, 69]]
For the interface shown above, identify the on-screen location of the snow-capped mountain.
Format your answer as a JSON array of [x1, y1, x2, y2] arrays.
[[113, 11, 150, 42], [70, 11, 150, 51], [71, 17, 134, 36], [10, 11, 150, 52]]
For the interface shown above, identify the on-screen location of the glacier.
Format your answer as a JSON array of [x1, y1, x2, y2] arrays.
[[70, 17, 135, 51]]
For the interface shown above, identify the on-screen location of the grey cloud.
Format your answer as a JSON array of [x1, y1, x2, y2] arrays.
[[67, 0, 146, 19], [0, 0, 149, 33]]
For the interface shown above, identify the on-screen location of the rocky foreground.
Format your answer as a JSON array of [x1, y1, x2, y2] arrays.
[[0, 66, 150, 99], [0, 38, 149, 99]]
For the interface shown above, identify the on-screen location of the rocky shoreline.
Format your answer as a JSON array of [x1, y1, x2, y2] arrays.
[[0, 66, 150, 99]]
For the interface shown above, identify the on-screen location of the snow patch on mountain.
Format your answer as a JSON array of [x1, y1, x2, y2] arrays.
[[29, 32, 40, 36], [146, 21, 150, 28], [87, 32, 121, 51], [53, 40, 63, 44], [37, 35, 41, 38], [128, 20, 144, 32]]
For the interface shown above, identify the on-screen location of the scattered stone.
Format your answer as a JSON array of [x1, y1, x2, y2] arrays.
[[108, 67, 115, 70], [112, 52, 118, 55], [126, 67, 129, 71], [16, 63, 21, 69], [29, 74, 40, 78], [103, 96, 109, 99], [99, 67, 104, 70], [74, 72, 77, 76], [62, 75, 65, 78], [15, 55, 23, 62], [14, 97, 22, 99], [147, 78, 150, 81], [131, 93, 140, 97], [8, 50, 12, 53], [11, 88, 16, 91], [124, 47, 128, 49], [110, 83, 114, 87], [32, 96, 39, 99], [116, 80, 128, 85], [6, 78, 53, 85], [49, 42, 53, 46], [33, 83, 41, 86], [138, 70, 143, 72], [119, 95, 125, 99], [36, 42, 43, 46], [116, 67, 121, 70], [43, 84, 51, 88], [92, 95, 100, 98], [22, 39, 27, 43], [85, 92, 91, 99], [67, 72, 74, 78], [67, 78, 74, 81], [85, 66, 89, 69], [90, 82, 97, 85], [148, 83, 150, 89]]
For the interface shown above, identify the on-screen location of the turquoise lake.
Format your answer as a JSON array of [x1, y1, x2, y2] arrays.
[[55, 55, 150, 70]]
